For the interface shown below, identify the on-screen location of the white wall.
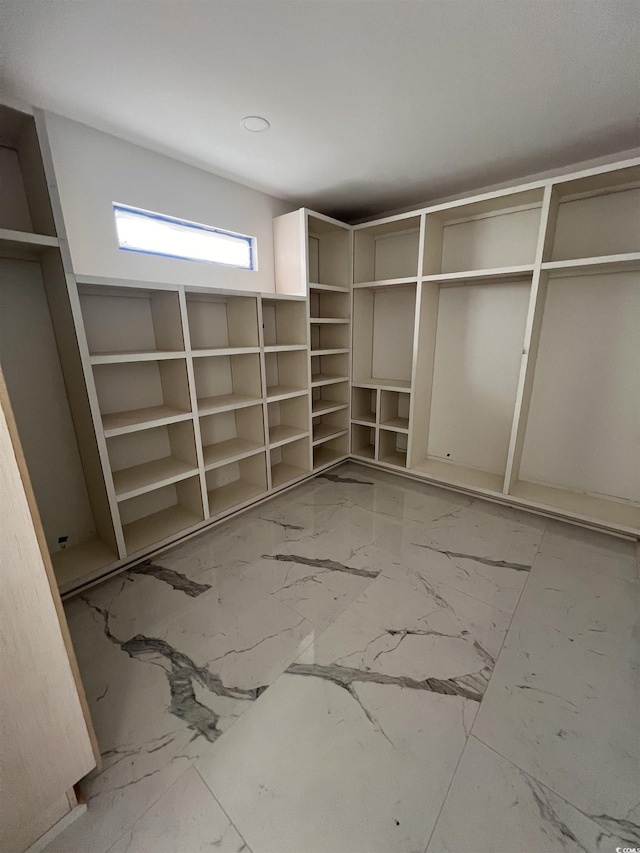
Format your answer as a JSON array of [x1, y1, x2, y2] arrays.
[[43, 112, 292, 292]]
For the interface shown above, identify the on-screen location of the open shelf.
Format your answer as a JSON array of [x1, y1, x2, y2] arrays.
[[309, 283, 349, 293], [120, 477, 204, 555], [351, 423, 376, 460], [265, 349, 308, 399], [270, 436, 311, 487], [0, 228, 59, 259], [194, 352, 262, 415], [262, 297, 308, 347], [541, 253, 640, 277], [200, 404, 265, 469], [309, 289, 350, 319], [354, 215, 421, 283], [268, 395, 309, 448], [313, 434, 349, 470], [80, 285, 184, 356], [423, 188, 544, 276], [310, 321, 350, 352], [107, 419, 199, 500], [307, 214, 350, 288], [411, 457, 505, 493], [352, 284, 415, 388], [206, 452, 268, 517], [352, 386, 377, 424], [312, 405, 349, 445], [380, 389, 410, 431], [421, 264, 535, 285], [510, 480, 640, 531], [93, 359, 192, 437], [549, 166, 640, 262], [51, 537, 118, 593], [378, 429, 407, 468], [311, 380, 349, 415], [186, 292, 259, 350], [311, 350, 349, 387]]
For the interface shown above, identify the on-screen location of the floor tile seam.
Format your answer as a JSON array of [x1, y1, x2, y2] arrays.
[[467, 732, 619, 837], [420, 714, 475, 853], [100, 760, 199, 853], [194, 765, 255, 853]]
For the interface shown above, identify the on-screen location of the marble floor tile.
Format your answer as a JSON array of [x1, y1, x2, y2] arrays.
[[472, 548, 640, 841], [427, 736, 634, 853], [107, 767, 249, 853], [538, 518, 639, 583]]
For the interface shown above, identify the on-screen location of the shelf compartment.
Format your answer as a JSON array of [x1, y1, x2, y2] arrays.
[[120, 477, 204, 555], [411, 457, 505, 493], [309, 283, 349, 293], [423, 188, 544, 276], [107, 420, 199, 500], [421, 264, 535, 285], [206, 452, 268, 517], [352, 386, 377, 424], [0, 228, 59, 260], [509, 480, 640, 532], [311, 381, 349, 416], [312, 406, 349, 445], [310, 321, 350, 352], [351, 423, 376, 460], [352, 284, 415, 387], [0, 105, 56, 236], [308, 214, 350, 288], [379, 390, 410, 431], [309, 289, 350, 320], [94, 358, 192, 437], [194, 352, 262, 414], [80, 285, 184, 356], [51, 537, 118, 593], [518, 270, 639, 508], [262, 297, 308, 347], [311, 351, 349, 387], [200, 404, 265, 469], [270, 436, 311, 488], [426, 278, 530, 479], [378, 429, 408, 468], [313, 434, 349, 470], [354, 215, 421, 283], [268, 395, 310, 448], [186, 292, 259, 350], [265, 349, 308, 399], [541, 253, 640, 277], [549, 166, 640, 262]]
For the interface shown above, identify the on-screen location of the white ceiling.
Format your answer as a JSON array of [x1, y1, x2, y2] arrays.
[[1, 1, 638, 220]]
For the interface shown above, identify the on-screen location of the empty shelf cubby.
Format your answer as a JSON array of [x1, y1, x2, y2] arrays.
[[186, 292, 259, 350], [309, 289, 350, 319], [80, 286, 184, 358], [311, 381, 349, 415], [193, 352, 262, 414], [310, 322, 350, 353], [307, 215, 350, 287], [119, 476, 204, 555], [311, 352, 349, 386], [354, 215, 421, 283], [200, 404, 265, 469], [312, 408, 348, 445], [378, 429, 408, 468], [206, 452, 268, 517], [268, 395, 310, 447], [379, 390, 410, 431], [262, 297, 308, 347], [313, 434, 348, 469], [106, 419, 199, 501], [270, 436, 311, 488], [352, 285, 415, 388], [351, 386, 377, 424], [93, 358, 192, 436], [351, 424, 376, 460], [265, 349, 308, 399]]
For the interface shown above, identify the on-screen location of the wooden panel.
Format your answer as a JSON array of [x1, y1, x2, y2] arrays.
[[519, 271, 640, 502], [371, 287, 415, 383], [428, 280, 530, 475], [440, 207, 541, 273], [551, 188, 640, 261], [0, 370, 96, 853]]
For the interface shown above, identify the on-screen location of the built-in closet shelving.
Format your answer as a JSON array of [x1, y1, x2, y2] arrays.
[[1, 98, 637, 601], [345, 160, 640, 536]]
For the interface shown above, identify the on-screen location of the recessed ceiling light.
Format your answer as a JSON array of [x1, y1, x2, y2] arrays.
[[241, 115, 270, 133]]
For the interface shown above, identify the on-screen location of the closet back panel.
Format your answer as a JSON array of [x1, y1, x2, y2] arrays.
[[551, 188, 640, 261], [427, 280, 530, 475], [440, 207, 541, 273], [371, 288, 415, 382], [520, 272, 640, 502]]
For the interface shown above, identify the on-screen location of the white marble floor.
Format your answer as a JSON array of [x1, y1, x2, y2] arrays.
[[47, 463, 639, 853]]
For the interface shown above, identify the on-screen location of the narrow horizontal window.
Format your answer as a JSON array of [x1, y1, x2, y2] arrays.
[[113, 204, 256, 270]]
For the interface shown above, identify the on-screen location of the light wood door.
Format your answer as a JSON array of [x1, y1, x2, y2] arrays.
[[0, 369, 97, 852]]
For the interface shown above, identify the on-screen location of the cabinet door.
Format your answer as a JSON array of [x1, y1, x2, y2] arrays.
[[0, 371, 97, 852]]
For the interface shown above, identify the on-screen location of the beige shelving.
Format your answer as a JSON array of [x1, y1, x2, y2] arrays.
[[270, 436, 311, 487], [265, 348, 308, 399], [200, 404, 265, 469], [186, 292, 259, 351], [353, 215, 421, 284], [194, 352, 262, 414], [262, 297, 308, 347], [351, 386, 377, 425], [206, 452, 268, 517], [351, 424, 376, 460], [268, 395, 309, 448], [120, 476, 204, 555]]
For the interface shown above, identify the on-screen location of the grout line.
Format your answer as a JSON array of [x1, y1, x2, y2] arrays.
[[193, 766, 255, 853]]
